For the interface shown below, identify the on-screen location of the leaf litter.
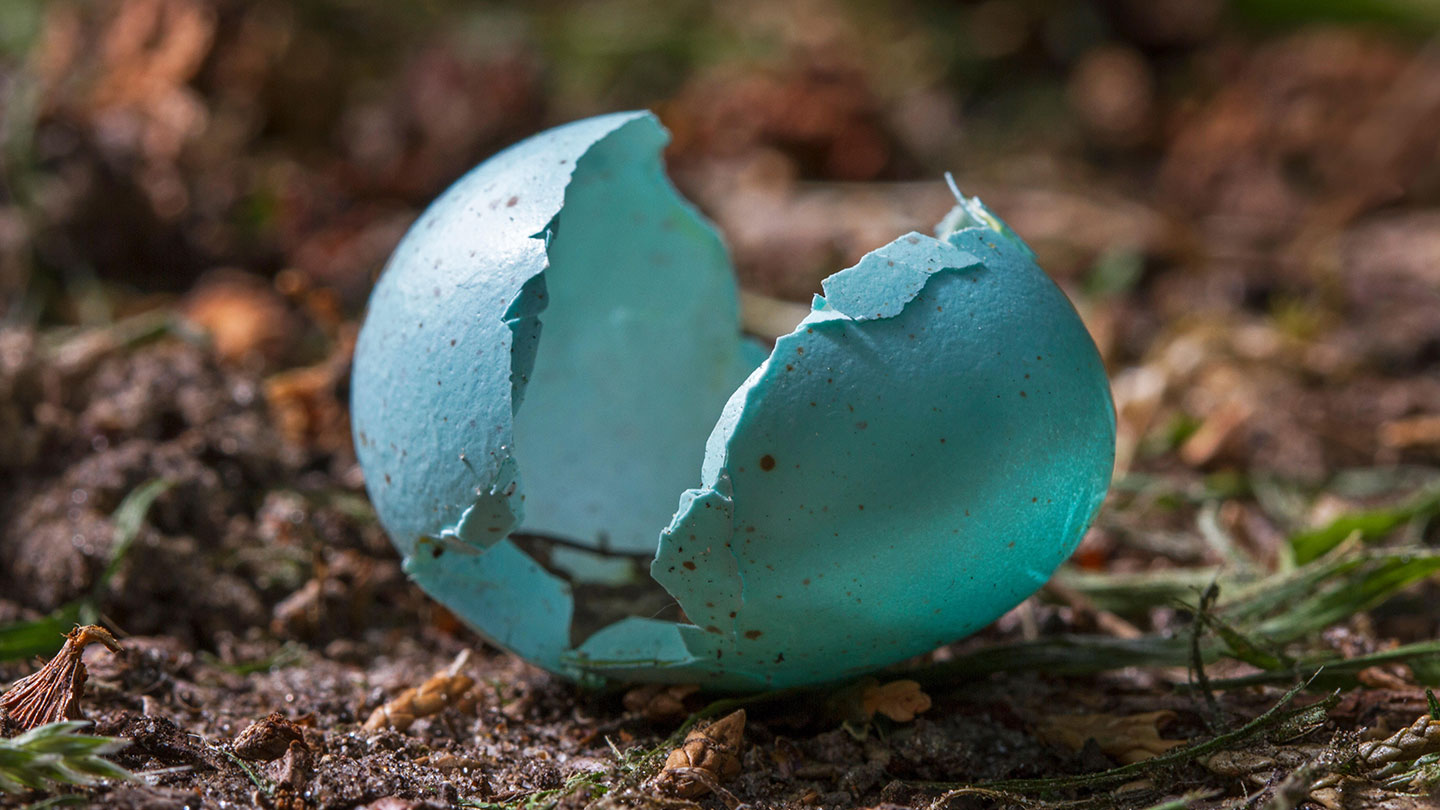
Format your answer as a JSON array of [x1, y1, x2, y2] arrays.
[[1, 202, 1438, 810]]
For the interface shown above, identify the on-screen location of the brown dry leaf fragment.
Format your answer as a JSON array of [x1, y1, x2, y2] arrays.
[[1355, 663, 1414, 690], [363, 650, 479, 732], [1203, 748, 1277, 777], [1, 625, 122, 732], [654, 709, 745, 799], [623, 683, 701, 724], [264, 326, 356, 454], [1035, 710, 1188, 765], [1110, 365, 1167, 478], [183, 270, 297, 366], [860, 679, 932, 723], [1380, 414, 1440, 449], [827, 677, 932, 724], [233, 711, 305, 762]]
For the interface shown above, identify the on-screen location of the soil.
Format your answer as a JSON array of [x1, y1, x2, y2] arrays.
[[0, 309, 1434, 809]]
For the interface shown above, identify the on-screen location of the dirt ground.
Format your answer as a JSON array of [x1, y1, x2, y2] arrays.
[[0, 318, 1436, 809], [3, 2, 1440, 809]]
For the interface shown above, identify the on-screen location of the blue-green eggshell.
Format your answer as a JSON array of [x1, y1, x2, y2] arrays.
[[351, 111, 1115, 690]]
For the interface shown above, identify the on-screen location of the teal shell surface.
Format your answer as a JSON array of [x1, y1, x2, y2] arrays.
[[351, 111, 1115, 691]]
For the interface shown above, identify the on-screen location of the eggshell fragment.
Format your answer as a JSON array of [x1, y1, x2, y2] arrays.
[[351, 111, 1115, 690]]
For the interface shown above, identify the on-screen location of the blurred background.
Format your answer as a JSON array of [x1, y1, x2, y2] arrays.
[[2, 0, 1440, 641]]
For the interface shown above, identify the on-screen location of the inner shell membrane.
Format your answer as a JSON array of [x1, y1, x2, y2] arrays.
[[507, 118, 762, 638]]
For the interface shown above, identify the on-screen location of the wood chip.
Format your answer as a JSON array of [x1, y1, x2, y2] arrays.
[[363, 650, 479, 732]]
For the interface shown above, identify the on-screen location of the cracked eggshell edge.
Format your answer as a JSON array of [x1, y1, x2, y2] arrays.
[[353, 110, 1116, 691], [570, 225, 1115, 690]]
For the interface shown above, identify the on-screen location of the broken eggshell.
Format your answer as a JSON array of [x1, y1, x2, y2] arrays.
[[351, 111, 1115, 691]]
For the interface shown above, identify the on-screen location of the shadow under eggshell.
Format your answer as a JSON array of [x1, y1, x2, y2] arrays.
[[351, 111, 1115, 690]]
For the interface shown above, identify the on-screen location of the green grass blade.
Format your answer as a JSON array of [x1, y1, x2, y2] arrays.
[[0, 607, 81, 663], [0, 723, 133, 795], [1257, 553, 1440, 640], [922, 548, 1440, 685], [1052, 567, 1226, 616], [92, 478, 174, 610], [1290, 486, 1440, 564], [1199, 612, 1292, 671], [1, 478, 170, 662]]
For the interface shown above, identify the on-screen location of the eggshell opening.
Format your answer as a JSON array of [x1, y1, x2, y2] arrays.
[[508, 118, 765, 562]]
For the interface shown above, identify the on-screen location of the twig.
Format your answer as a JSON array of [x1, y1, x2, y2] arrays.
[[929, 786, 1039, 809], [1189, 581, 1225, 732]]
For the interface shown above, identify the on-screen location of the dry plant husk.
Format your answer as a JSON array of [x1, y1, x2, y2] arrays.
[[1, 626, 122, 732]]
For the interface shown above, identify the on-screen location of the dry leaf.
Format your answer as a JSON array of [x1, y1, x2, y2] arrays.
[[622, 683, 700, 724], [828, 678, 933, 725], [654, 709, 745, 798], [264, 327, 355, 453], [183, 270, 296, 365], [860, 680, 932, 723], [1035, 710, 1188, 764], [1, 625, 122, 732], [1380, 415, 1440, 449], [363, 650, 480, 732], [1355, 663, 1414, 691], [1203, 748, 1277, 777], [1110, 365, 1166, 478]]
